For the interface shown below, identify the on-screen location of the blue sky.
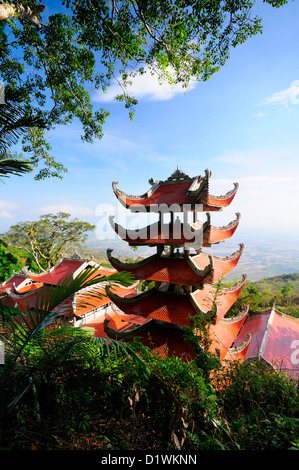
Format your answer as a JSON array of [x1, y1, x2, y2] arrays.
[[1, 1, 299, 248]]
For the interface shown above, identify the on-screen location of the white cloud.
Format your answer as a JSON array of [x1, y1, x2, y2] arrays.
[[214, 147, 299, 170], [0, 201, 19, 219], [0, 200, 18, 209], [94, 66, 197, 102], [259, 80, 299, 110], [209, 174, 299, 234], [0, 210, 14, 219]]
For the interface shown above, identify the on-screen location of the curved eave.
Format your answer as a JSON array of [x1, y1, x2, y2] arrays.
[[208, 305, 249, 362], [208, 212, 240, 245], [112, 174, 206, 212], [225, 332, 252, 362], [105, 286, 197, 327], [208, 183, 239, 208], [190, 275, 247, 322], [109, 213, 239, 249], [107, 249, 213, 285], [103, 317, 152, 340], [109, 216, 206, 248], [212, 243, 244, 281]]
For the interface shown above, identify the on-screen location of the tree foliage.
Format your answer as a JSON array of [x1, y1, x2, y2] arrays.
[[3, 212, 96, 271], [0, 0, 288, 178]]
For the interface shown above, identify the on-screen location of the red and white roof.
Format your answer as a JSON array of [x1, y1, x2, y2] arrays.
[[113, 168, 238, 212]]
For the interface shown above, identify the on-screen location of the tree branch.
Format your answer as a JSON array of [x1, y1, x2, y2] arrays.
[[0, 2, 46, 30]]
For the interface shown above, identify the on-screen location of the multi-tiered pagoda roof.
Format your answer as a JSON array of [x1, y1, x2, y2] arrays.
[[104, 167, 249, 361], [113, 167, 238, 211]]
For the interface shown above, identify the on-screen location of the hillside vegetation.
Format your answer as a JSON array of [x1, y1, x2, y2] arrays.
[[0, 243, 298, 451]]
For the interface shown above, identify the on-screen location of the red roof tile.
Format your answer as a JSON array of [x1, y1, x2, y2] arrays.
[[107, 250, 213, 285], [110, 215, 240, 248], [106, 287, 198, 327], [27, 259, 86, 285], [208, 306, 249, 361], [113, 168, 238, 212], [190, 275, 247, 321], [0, 273, 28, 292], [232, 307, 299, 378]]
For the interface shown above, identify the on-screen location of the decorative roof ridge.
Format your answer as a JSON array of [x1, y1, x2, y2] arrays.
[[220, 304, 249, 324], [209, 182, 239, 201], [258, 304, 276, 358], [220, 274, 247, 293], [0, 267, 29, 287], [103, 316, 151, 340], [109, 215, 209, 237], [185, 251, 214, 277], [213, 243, 244, 262], [228, 332, 251, 355], [6, 283, 46, 299], [112, 168, 209, 203], [107, 248, 159, 269]]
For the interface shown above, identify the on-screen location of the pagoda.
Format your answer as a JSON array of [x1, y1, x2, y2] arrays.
[[104, 167, 250, 361]]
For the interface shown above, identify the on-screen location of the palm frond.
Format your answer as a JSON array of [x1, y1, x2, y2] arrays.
[[0, 267, 135, 370], [0, 157, 33, 178], [0, 99, 45, 155]]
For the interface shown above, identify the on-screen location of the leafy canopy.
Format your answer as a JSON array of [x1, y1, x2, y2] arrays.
[[0, 0, 288, 179], [3, 212, 96, 271]]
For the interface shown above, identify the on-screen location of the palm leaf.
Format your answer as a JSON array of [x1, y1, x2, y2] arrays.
[[1, 267, 149, 414], [0, 267, 136, 372], [0, 157, 33, 178], [0, 99, 45, 155]]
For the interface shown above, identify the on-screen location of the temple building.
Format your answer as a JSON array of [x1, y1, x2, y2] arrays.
[[0, 252, 141, 332], [103, 167, 248, 360], [1, 168, 298, 378], [104, 167, 299, 378]]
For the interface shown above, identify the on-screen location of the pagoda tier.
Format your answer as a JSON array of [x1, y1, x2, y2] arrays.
[[113, 167, 238, 212], [207, 305, 250, 361], [109, 212, 240, 248], [105, 275, 246, 327], [104, 316, 195, 361], [190, 275, 247, 322], [107, 244, 244, 286]]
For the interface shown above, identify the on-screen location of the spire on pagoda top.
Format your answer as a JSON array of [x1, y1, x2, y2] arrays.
[[112, 168, 238, 212]]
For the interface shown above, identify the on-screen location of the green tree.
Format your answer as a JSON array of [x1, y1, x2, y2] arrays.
[[4, 212, 96, 271], [0, 0, 288, 179], [0, 239, 19, 281]]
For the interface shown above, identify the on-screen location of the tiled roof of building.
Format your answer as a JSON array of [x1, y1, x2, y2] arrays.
[[0, 272, 28, 292], [190, 275, 247, 321], [231, 307, 299, 378], [107, 244, 243, 286], [107, 250, 212, 285], [27, 259, 88, 285], [109, 213, 240, 249], [113, 168, 238, 212], [106, 287, 198, 327]]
